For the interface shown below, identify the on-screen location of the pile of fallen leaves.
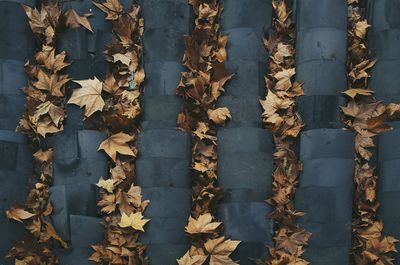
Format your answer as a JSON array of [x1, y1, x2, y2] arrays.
[[66, 0, 150, 264], [176, 0, 240, 264], [5, 2, 94, 264], [259, 0, 311, 263], [343, 0, 398, 263]]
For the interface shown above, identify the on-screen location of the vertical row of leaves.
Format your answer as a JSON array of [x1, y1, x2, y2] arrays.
[[259, 0, 311, 263], [66, 0, 150, 264], [343, 0, 398, 263], [176, 0, 240, 264], [5, 2, 92, 263]]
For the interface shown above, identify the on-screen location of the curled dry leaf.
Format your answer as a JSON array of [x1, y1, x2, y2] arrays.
[[68, 77, 105, 117], [343, 88, 374, 99], [6, 203, 35, 223], [207, 107, 231, 125], [118, 212, 149, 232], [98, 132, 136, 162]]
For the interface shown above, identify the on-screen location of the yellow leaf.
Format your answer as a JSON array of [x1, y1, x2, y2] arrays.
[[68, 77, 105, 117], [186, 213, 221, 234], [96, 177, 117, 193], [118, 212, 149, 232], [207, 107, 231, 125], [64, 9, 93, 32], [98, 132, 135, 161]]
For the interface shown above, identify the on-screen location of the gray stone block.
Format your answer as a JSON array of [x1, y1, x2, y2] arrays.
[[300, 129, 355, 160], [218, 152, 273, 191]]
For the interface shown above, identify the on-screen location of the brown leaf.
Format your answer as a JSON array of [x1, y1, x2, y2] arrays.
[[33, 148, 53, 163], [274, 68, 295, 91], [68, 77, 105, 117], [64, 9, 93, 32], [354, 20, 370, 39], [186, 213, 221, 234], [207, 107, 231, 125], [93, 0, 123, 20], [98, 132, 136, 161], [204, 237, 240, 265], [6, 203, 35, 222], [343, 88, 374, 99], [118, 212, 149, 232], [177, 251, 207, 265]]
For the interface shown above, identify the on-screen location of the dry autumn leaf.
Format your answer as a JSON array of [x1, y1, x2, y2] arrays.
[[343, 88, 374, 99], [186, 213, 221, 234], [177, 251, 208, 265], [118, 212, 149, 232], [68, 77, 105, 117], [33, 148, 53, 163], [64, 9, 93, 32], [204, 237, 240, 265], [354, 20, 370, 39], [93, 0, 123, 20], [96, 177, 117, 193], [98, 132, 136, 161], [33, 101, 65, 126], [6, 203, 35, 222], [207, 107, 231, 125]]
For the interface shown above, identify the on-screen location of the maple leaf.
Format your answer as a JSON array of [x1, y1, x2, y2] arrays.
[[98, 132, 136, 161], [32, 101, 65, 126], [274, 43, 292, 63], [98, 193, 117, 213], [273, 0, 290, 23], [35, 46, 70, 72], [343, 88, 374, 99], [93, 0, 123, 20], [207, 107, 231, 125], [177, 251, 208, 265], [204, 237, 240, 265], [6, 203, 35, 222], [68, 77, 105, 117], [33, 148, 53, 163], [118, 212, 149, 232], [274, 68, 295, 91], [103, 73, 120, 94], [96, 177, 117, 193], [64, 9, 93, 32], [186, 213, 221, 234], [33, 70, 70, 97], [36, 119, 63, 137]]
